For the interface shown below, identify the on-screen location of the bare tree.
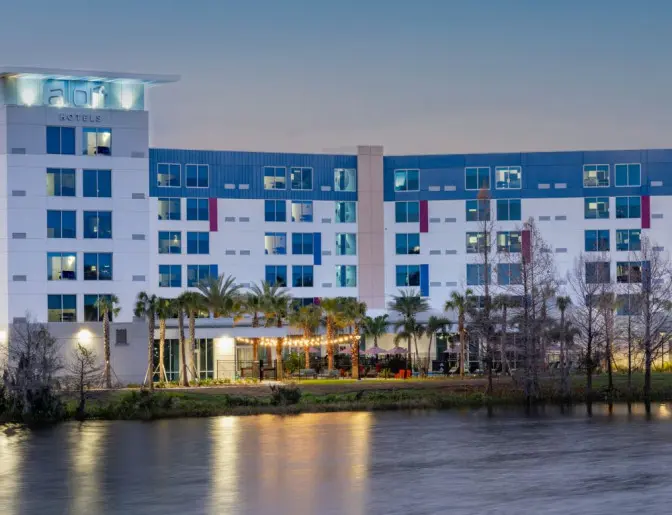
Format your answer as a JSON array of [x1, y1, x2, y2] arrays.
[[66, 343, 102, 419], [598, 288, 619, 401], [555, 295, 572, 398]]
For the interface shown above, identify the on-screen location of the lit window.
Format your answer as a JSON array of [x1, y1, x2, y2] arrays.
[[497, 263, 522, 285], [187, 265, 218, 287], [335, 201, 357, 223], [336, 233, 356, 256], [264, 232, 287, 255], [290, 167, 313, 190], [496, 199, 521, 221], [83, 211, 112, 239], [584, 230, 610, 252], [583, 165, 610, 187], [397, 233, 421, 255], [495, 166, 521, 189], [46, 126, 75, 155], [187, 232, 209, 254], [396, 265, 421, 287], [615, 164, 641, 187], [617, 261, 644, 284], [497, 231, 522, 253], [466, 199, 490, 222], [466, 264, 490, 285], [334, 168, 357, 191], [466, 232, 488, 254], [47, 210, 76, 239], [264, 200, 286, 222], [157, 163, 181, 187], [159, 265, 182, 288], [84, 253, 113, 281], [158, 231, 181, 254], [185, 164, 209, 188], [264, 166, 286, 190], [292, 265, 314, 287], [394, 169, 420, 192], [584, 197, 609, 219], [336, 265, 357, 287], [47, 252, 76, 281], [83, 169, 112, 197], [616, 229, 641, 252], [158, 198, 181, 220], [292, 233, 314, 255], [291, 201, 313, 222], [615, 196, 641, 219], [47, 294, 77, 322], [83, 127, 112, 156], [265, 265, 287, 287], [465, 167, 491, 190], [395, 201, 420, 223], [46, 168, 76, 197]]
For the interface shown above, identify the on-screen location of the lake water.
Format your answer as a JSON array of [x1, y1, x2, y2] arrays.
[[2, 404, 672, 515]]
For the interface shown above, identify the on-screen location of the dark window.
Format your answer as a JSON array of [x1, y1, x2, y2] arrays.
[[395, 265, 421, 287], [46, 126, 75, 155], [159, 265, 182, 287], [265, 200, 286, 222], [46, 168, 76, 196], [157, 163, 181, 187], [394, 170, 420, 192], [47, 210, 76, 238], [84, 253, 113, 280], [395, 201, 420, 223], [467, 264, 490, 285], [185, 164, 209, 188], [187, 264, 218, 287], [187, 232, 209, 254], [616, 196, 641, 219], [290, 167, 313, 190], [84, 294, 114, 322], [466, 200, 490, 222], [397, 233, 421, 255], [585, 262, 611, 283], [292, 265, 314, 287], [497, 263, 522, 285], [83, 211, 112, 239], [265, 265, 287, 287], [616, 229, 641, 252], [187, 198, 209, 221], [465, 167, 490, 190], [83, 169, 112, 197], [496, 199, 521, 221], [585, 230, 610, 252]]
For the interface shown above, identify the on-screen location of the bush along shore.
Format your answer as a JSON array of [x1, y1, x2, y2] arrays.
[[5, 378, 672, 425]]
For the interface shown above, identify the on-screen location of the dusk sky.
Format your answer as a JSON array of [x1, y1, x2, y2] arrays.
[[2, 0, 672, 154]]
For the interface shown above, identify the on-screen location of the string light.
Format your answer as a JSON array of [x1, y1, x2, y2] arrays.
[[235, 335, 361, 348]]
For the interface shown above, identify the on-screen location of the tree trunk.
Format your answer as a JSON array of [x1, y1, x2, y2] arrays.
[[644, 333, 652, 410], [459, 318, 466, 379], [406, 335, 412, 377], [586, 338, 593, 401], [159, 319, 167, 382], [276, 338, 284, 380], [351, 326, 361, 380], [252, 339, 259, 361], [487, 340, 493, 396], [103, 309, 111, 389], [189, 313, 197, 381], [304, 346, 311, 370], [426, 335, 434, 377], [147, 318, 155, 391], [327, 319, 334, 370], [627, 315, 633, 393], [605, 309, 613, 401], [559, 310, 567, 398], [178, 310, 189, 387]]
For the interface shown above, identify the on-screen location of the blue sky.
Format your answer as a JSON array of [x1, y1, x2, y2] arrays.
[[2, 0, 672, 153]]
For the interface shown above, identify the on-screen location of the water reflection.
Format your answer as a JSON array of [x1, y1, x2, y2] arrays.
[[1, 405, 672, 514]]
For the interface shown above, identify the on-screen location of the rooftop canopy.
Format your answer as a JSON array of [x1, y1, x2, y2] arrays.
[[0, 66, 179, 85]]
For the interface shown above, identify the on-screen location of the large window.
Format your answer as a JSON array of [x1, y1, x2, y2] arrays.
[[394, 169, 419, 192], [615, 196, 641, 219], [291, 201, 313, 222], [158, 198, 181, 220], [585, 262, 611, 284], [467, 264, 490, 285], [497, 263, 522, 285], [615, 163, 641, 187], [292, 265, 314, 287], [196, 339, 214, 379], [83, 127, 112, 156], [290, 167, 313, 190], [466, 232, 489, 254], [395, 201, 420, 223], [264, 232, 287, 255], [157, 163, 181, 187], [83, 211, 112, 239], [265, 265, 287, 287], [585, 197, 609, 219], [617, 261, 643, 284], [47, 294, 76, 322], [84, 294, 114, 322], [264, 166, 286, 190], [265, 200, 287, 222], [47, 252, 76, 281], [616, 294, 642, 316], [158, 231, 181, 254], [83, 169, 112, 198], [84, 253, 113, 281], [335, 201, 357, 223], [466, 200, 490, 222], [465, 167, 490, 190], [47, 210, 76, 239], [185, 164, 209, 188], [495, 166, 521, 189], [583, 165, 610, 187], [186, 198, 208, 221], [336, 265, 357, 287], [292, 233, 314, 255], [584, 230, 610, 252], [46, 168, 76, 197], [497, 231, 521, 253], [187, 232, 209, 254], [397, 233, 420, 255], [496, 199, 521, 221], [396, 265, 421, 287], [187, 265, 218, 287], [334, 168, 356, 191], [616, 229, 641, 252], [46, 126, 75, 155], [159, 265, 181, 287]]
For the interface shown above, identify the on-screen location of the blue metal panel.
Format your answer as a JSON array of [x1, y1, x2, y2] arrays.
[[149, 149, 357, 201], [420, 264, 429, 297], [313, 233, 322, 266]]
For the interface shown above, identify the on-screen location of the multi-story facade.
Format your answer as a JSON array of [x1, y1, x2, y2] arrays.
[[2, 67, 671, 382]]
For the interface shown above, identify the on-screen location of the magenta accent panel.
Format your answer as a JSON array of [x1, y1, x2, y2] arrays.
[[419, 200, 429, 233], [642, 195, 650, 229], [209, 198, 218, 232]]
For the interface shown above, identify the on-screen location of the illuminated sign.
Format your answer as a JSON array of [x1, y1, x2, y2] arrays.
[[58, 113, 102, 123], [44, 80, 107, 108]]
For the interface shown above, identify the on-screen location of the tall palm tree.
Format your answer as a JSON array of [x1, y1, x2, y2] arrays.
[[320, 297, 347, 370], [445, 289, 474, 379], [180, 291, 206, 381], [134, 291, 158, 391], [172, 295, 189, 387], [246, 283, 267, 361], [342, 299, 367, 379], [362, 314, 389, 348], [388, 289, 429, 370], [197, 274, 241, 319], [155, 297, 173, 382], [425, 316, 452, 375], [95, 295, 121, 389], [289, 304, 322, 370], [556, 295, 572, 397], [257, 281, 291, 379]]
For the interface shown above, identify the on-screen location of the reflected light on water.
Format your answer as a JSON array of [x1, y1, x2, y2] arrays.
[[209, 416, 241, 514], [68, 423, 108, 515], [0, 430, 23, 515]]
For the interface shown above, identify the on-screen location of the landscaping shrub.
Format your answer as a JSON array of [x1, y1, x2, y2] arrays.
[[269, 383, 302, 405]]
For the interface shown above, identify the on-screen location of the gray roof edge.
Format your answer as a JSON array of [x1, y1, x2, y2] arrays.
[[0, 66, 179, 84]]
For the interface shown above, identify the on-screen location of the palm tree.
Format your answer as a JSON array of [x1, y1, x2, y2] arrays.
[[257, 281, 291, 379], [388, 289, 429, 371], [362, 314, 389, 348], [155, 297, 173, 382], [197, 274, 241, 319], [425, 316, 452, 376], [95, 295, 121, 389], [289, 304, 322, 370], [342, 299, 367, 379], [134, 291, 158, 391], [320, 297, 347, 370], [180, 291, 206, 381], [246, 283, 267, 361], [445, 289, 474, 379], [493, 294, 514, 376], [172, 295, 189, 387], [556, 296, 572, 397]]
